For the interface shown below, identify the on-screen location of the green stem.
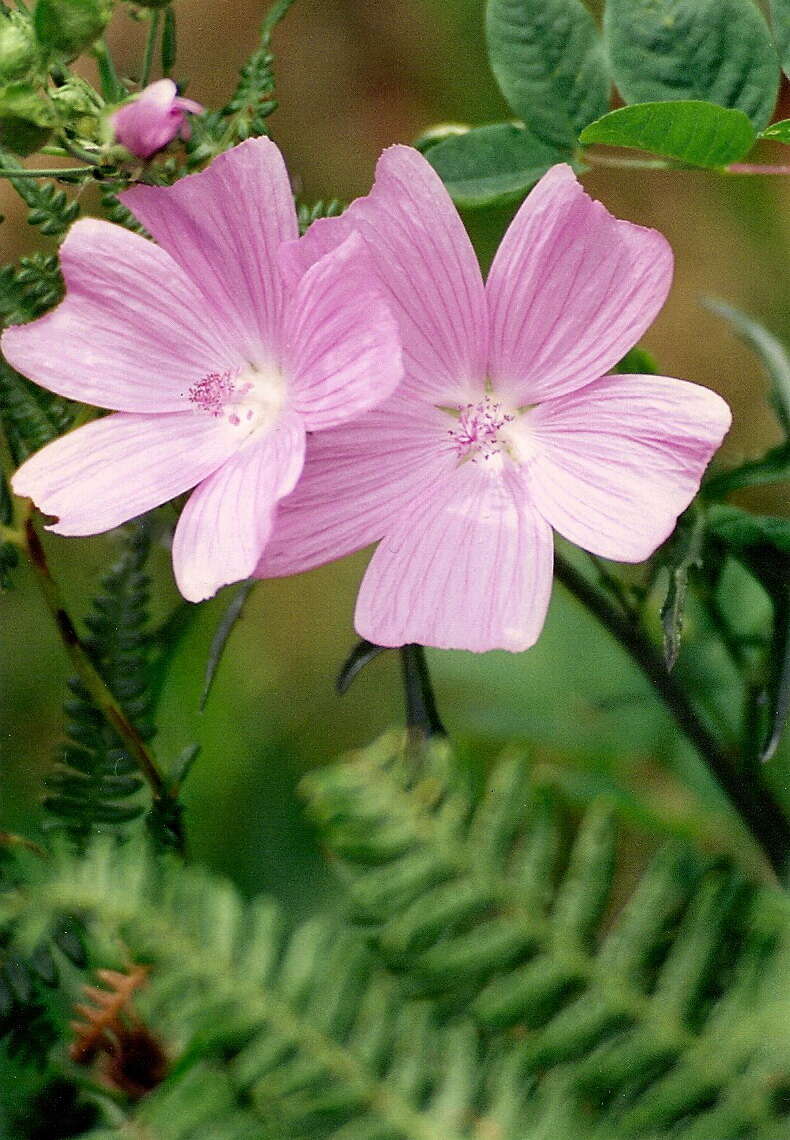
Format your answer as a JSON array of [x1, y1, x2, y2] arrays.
[[93, 40, 125, 104], [554, 552, 790, 878], [399, 645, 445, 741], [141, 9, 161, 88], [0, 166, 93, 179], [21, 514, 185, 855]]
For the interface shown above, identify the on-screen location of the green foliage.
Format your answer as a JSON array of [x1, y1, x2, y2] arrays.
[[0, 9, 40, 84], [0, 81, 53, 154], [303, 733, 790, 1138], [604, 0, 779, 132], [0, 359, 72, 464], [705, 441, 790, 497], [704, 298, 790, 438], [297, 198, 344, 236], [426, 123, 571, 208], [770, 0, 790, 77], [759, 117, 790, 142], [660, 509, 705, 671], [98, 185, 149, 235], [0, 146, 80, 237], [579, 101, 756, 168], [708, 505, 790, 554], [485, 0, 609, 150], [0, 251, 63, 327], [33, 0, 111, 60], [43, 525, 155, 847]]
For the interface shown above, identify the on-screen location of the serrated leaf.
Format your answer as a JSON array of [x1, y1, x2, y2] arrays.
[[660, 510, 705, 671], [485, 0, 609, 150], [759, 117, 790, 142], [705, 441, 790, 497], [426, 123, 571, 207], [580, 101, 756, 168], [604, 0, 780, 131], [770, 0, 790, 78], [704, 298, 790, 437]]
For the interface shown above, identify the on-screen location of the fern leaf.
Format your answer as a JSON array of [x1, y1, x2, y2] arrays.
[[302, 733, 790, 1139], [43, 525, 155, 847], [0, 357, 73, 463], [298, 199, 344, 236], [0, 148, 80, 239]]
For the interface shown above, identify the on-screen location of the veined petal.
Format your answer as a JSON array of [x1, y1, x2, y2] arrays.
[[527, 374, 732, 561], [281, 145, 488, 404], [1, 219, 236, 413], [173, 410, 306, 602], [486, 165, 673, 404], [12, 411, 239, 535], [355, 462, 554, 653], [284, 233, 403, 430], [122, 137, 298, 366], [259, 393, 454, 578]]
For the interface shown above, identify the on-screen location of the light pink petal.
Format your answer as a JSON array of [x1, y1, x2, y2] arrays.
[[527, 374, 732, 561], [281, 145, 488, 404], [354, 462, 554, 653], [121, 137, 298, 365], [486, 165, 673, 404], [172, 410, 306, 602], [111, 79, 200, 159], [12, 411, 239, 536], [259, 393, 454, 578], [284, 233, 403, 430], [1, 219, 236, 413]]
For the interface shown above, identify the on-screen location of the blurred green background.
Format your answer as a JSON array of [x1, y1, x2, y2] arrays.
[[1, 0, 789, 906]]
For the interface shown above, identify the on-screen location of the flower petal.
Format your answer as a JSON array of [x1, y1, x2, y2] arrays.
[[1, 218, 236, 413], [486, 165, 673, 404], [12, 411, 239, 535], [527, 374, 732, 561], [354, 462, 554, 653], [281, 145, 488, 404], [259, 393, 454, 578], [284, 233, 403, 430], [121, 137, 298, 366], [172, 410, 306, 602]]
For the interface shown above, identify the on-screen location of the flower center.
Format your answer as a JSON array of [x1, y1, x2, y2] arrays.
[[186, 365, 285, 438], [447, 396, 515, 463]]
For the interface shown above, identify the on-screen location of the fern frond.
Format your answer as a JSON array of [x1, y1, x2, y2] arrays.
[[2, 840, 585, 1140], [303, 733, 790, 1139], [0, 357, 73, 463], [43, 525, 155, 847], [98, 186, 149, 236], [0, 148, 80, 238], [297, 199, 344, 236]]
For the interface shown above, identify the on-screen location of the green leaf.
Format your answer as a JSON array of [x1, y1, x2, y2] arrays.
[[707, 504, 790, 554], [759, 117, 790, 142], [604, 0, 780, 131], [579, 101, 756, 168], [770, 0, 790, 78], [704, 298, 790, 437], [660, 508, 705, 671], [485, 0, 609, 150], [0, 81, 53, 155], [615, 345, 659, 374], [426, 123, 571, 207], [705, 441, 790, 497], [200, 579, 256, 712]]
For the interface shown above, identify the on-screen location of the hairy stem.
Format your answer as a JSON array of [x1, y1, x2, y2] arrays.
[[21, 514, 185, 854], [399, 644, 446, 740], [0, 166, 93, 179], [141, 9, 161, 88], [554, 552, 790, 878]]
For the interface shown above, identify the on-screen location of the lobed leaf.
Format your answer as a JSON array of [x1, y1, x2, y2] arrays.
[[604, 0, 780, 131], [426, 123, 573, 207], [579, 101, 756, 168], [485, 0, 609, 151]]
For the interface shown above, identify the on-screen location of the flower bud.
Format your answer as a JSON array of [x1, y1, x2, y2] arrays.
[[34, 0, 112, 59], [0, 82, 54, 155], [110, 78, 202, 159], [0, 12, 39, 83]]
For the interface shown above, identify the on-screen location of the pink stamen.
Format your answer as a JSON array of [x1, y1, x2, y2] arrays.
[[448, 396, 513, 461], [187, 370, 236, 417]]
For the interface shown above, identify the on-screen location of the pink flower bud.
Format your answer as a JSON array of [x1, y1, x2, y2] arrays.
[[111, 78, 202, 159]]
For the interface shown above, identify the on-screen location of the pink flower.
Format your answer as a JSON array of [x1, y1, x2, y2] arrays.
[[111, 79, 203, 159], [258, 149, 732, 653], [4, 138, 403, 601]]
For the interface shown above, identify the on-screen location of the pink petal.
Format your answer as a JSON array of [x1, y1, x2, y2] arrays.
[[121, 137, 299, 366], [281, 145, 488, 404], [354, 462, 554, 653], [527, 374, 732, 561], [12, 411, 239, 536], [284, 233, 403, 430], [172, 410, 306, 602], [259, 393, 454, 577], [486, 165, 673, 404], [111, 79, 200, 159], [1, 219, 236, 413]]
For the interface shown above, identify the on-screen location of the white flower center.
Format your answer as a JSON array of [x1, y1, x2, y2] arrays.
[[186, 365, 285, 438]]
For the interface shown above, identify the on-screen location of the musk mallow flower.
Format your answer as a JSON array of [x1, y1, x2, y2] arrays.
[[110, 79, 203, 159], [258, 147, 732, 653], [3, 137, 403, 601]]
